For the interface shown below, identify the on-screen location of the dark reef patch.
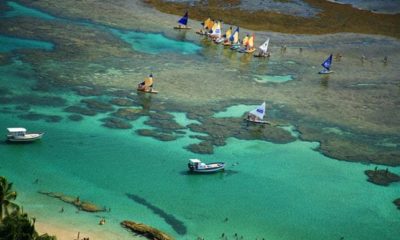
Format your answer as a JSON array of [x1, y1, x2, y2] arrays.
[[68, 114, 83, 121], [394, 198, 400, 210], [136, 129, 177, 141], [185, 141, 214, 154], [110, 97, 135, 106], [364, 168, 400, 186], [73, 86, 105, 96], [64, 106, 97, 116], [0, 94, 66, 107], [81, 98, 114, 112], [126, 193, 187, 235], [112, 107, 142, 121], [18, 112, 62, 122], [102, 117, 132, 129]]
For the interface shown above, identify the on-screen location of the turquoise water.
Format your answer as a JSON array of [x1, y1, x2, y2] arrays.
[[110, 29, 201, 55], [2, 1, 201, 56], [0, 35, 54, 52], [2, 1, 55, 19], [1, 1, 400, 240], [214, 104, 258, 118], [254, 74, 293, 83], [1, 59, 399, 240]]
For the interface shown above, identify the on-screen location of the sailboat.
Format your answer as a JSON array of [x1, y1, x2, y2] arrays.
[[232, 33, 248, 50], [224, 27, 239, 47], [137, 74, 158, 94], [215, 26, 232, 44], [244, 34, 256, 53], [174, 12, 191, 30], [254, 38, 270, 58], [245, 102, 270, 124], [209, 21, 222, 40], [196, 18, 211, 35], [318, 54, 334, 74]]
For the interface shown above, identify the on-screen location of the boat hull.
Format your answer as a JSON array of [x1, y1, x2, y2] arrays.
[[174, 26, 191, 30], [137, 88, 159, 94], [7, 133, 44, 142], [188, 162, 225, 173], [318, 69, 334, 74], [244, 119, 270, 125]]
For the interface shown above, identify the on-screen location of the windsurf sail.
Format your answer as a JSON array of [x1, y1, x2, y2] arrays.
[[259, 38, 269, 53], [206, 19, 214, 30], [178, 12, 189, 26], [249, 102, 266, 120], [321, 54, 333, 70]]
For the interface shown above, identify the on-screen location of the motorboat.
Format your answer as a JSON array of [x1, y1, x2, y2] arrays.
[[188, 159, 225, 173], [6, 128, 44, 142]]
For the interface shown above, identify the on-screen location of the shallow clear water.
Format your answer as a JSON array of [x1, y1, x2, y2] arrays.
[[0, 35, 54, 52], [2, 1, 55, 19], [1, 1, 400, 240]]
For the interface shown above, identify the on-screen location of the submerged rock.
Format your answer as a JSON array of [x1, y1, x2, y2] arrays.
[[64, 106, 97, 116], [73, 86, 104, 96], [68, 114, 83, 121], [364, 169, 400, 186], [38, 191, 106, 213], [186, 141, 214, 154], [102, 117, 132, 129], [112, 107, 142, 120], [18, 112, 62, 123], [121, 220, 174, 240], [110, 97, 135, 106], [136, 129, 177, 141], [81, 98, 114, 112], [394, 198, 400, 210]]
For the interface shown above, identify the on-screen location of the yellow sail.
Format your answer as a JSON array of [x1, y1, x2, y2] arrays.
[[207, 20, 214, 30], [225, 28, 232, 38], [144, 77, 153, 87], [211, 21, 218, 33], [242, 36, 249, 46], [248, 35, 254, 48], [203, 18, 211, 29]]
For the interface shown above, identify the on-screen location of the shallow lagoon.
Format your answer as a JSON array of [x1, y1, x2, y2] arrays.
[[0, 0, 400, 239]]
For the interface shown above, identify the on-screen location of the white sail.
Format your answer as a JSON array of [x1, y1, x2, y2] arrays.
[[249, 102, 266, 120], [259, 38, 269, 54]]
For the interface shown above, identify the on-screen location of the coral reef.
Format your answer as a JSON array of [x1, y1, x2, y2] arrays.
[[121, 220, 174, 240], [364, 168, 400, 186], [39, 191, 106, 212]]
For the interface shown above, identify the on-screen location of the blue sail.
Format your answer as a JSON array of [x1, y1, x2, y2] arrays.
[[229, 27, 239, 42], [177, 12, 189, 26], [321, 54, 333, 70]]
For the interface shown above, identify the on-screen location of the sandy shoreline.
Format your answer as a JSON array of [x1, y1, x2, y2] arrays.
[[35, 220, 138, 240]]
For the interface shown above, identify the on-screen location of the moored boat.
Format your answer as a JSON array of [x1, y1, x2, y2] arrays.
[[6, 128, 44, 142], [188, 159, 225, 173]]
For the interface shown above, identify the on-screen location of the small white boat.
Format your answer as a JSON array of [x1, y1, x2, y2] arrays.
[[6, 128, 44, 142], [188, 159, 225, 173], [245, 102, 270, 124]]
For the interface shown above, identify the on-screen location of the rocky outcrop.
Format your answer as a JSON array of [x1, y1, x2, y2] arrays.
[[121, 220, 174, 240], [393, 198, 400, 210], [364, 169, 400, 186], [39, 191, 105, 212]]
